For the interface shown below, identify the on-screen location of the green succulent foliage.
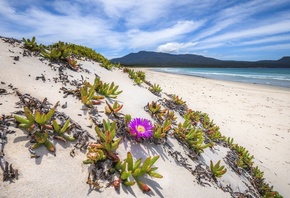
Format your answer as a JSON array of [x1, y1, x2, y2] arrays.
[[136, 71, 146, 81], [105, 101, 123, 114], [41, 48, 62, 61], [14, 102, 59, 129], [185, 128, 211, 154], [262, 192, 283, 198], [80, 81, 103, 107], [163, 110, 177, 124], [124, 114, 132, 126], [115, 152, 162, 192], [226, 137, 234, 148], [127, 69, 146, 85], [233, 145, 254, 168], [207, 126, 225, 142], [146, 101, 167, 120], [210, 160, 227, 178], [153, 119, 171, 139], [94, 77, 123, 98], [14, 106, 35, 129], [31, 131, 55, 152], [128, 69, 136, 79], [172, 94, 186, 105], [67, 57, 79, 70], [252, 166, 264, 179], [95, 119, 121, 152], [83, 144, 106, 164], [175, 119, 211, 154], [149, 83, 162, 94], [101, 58, 114, 70], [22, 36, 40, 51], [52, 119, 75, 141]]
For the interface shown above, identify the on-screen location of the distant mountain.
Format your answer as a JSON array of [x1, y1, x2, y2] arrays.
[[111, 51, 290, 68]]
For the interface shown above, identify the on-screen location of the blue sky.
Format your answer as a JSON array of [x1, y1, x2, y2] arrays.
[[1, 0, 290, 61]]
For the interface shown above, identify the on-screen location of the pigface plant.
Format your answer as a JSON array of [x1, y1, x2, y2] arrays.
[[14, 101, 59, 131], [31, 131, 55, 152], [22, 36, 40, 52], [80, 81, 103, 107], [172, 94, 186, 105], [145, 101, 167, 122], [210, 160, 227, 179], [114, 152, 162, 192], [153, 119, 171, 139], [94, 78, 123, 98], [52, 119, 75, 142], [94, 119, 122, 162], [149, 83, 162, 96], [83, 143, 106, 164], [105, 101, 123, 116], [174, 119, 211, 154]]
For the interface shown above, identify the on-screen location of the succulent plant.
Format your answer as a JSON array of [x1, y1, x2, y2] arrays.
[[127, 69, 146, 85], [252, 166, 264, 179], [207, 126, 225, 142], [52, 119, 75, 142], [22, 36, 40, 51], [153, 119, 171, 139], [80, 81, 103, 107], [114, 152, 162, 192], [172, 94, 186, 105], [210, 160, 227, 178], [149, 83, 162, 94], [94, 78, 123, 98], [83, 143, 106, 164], [105, 101, 123, 115], [124, 114, 132, 126], [175, 120, 211, 154], [164, 110, 177, 124], [31, 131, 55, 152], [95, 119, 121, 162], [41, 48, 62, 61], [14, 107, 35, 130], [146, 101, 167, 121], [67, 57, 79, 70], [233, 145, 254, 168], [226, 137, 234, 147], [14, 101, 59, 130]]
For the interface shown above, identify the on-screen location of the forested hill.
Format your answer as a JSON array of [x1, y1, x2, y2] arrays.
[[111, 51, 290, 68]]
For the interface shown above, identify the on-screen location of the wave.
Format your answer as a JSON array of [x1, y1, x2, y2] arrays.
[[153, 68, 290, 88], [185, 72, 290, 81]]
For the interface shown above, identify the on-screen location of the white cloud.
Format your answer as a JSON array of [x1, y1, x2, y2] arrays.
[[0, 0, 290, 60], [239, 34, 290, 46], [156, 42, 198, 53], [126, 20, 203, 49], [203, 20, 290, 43], [243, 43, 290, 51]]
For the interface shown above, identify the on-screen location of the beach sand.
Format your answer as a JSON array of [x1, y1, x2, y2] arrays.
[[1, 38, 289, 197], [138, 68, 290, 196]]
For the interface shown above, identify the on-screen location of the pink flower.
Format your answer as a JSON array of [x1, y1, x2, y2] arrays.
[[127, 118, 153, 140]]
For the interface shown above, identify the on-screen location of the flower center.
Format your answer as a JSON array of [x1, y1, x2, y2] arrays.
[[137, 125, 145, 133]]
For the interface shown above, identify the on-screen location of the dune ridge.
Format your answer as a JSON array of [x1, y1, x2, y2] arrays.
[[1, 37, 289, 197]]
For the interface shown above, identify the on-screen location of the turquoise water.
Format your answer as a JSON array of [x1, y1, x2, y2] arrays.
[[152, 68, 290, 88]]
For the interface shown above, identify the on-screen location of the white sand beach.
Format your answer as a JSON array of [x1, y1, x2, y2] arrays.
[[138, 68, 290, 196], [1, 38, 289, 198]]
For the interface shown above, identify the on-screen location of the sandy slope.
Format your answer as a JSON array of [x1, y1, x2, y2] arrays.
[[139, 68, 290, 196], [0, 38, 289, 197]]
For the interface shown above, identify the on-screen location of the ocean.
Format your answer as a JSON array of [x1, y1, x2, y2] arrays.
[[152, 68, 290, 88]]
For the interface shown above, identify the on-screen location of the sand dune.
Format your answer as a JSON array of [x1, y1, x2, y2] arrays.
[[1, 38, 289, 197]]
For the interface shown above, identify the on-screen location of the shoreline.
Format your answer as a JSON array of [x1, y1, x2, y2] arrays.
[[146, 67, 290, 89], [138, 68, 290, 196]]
